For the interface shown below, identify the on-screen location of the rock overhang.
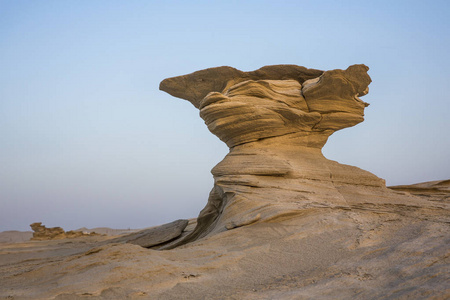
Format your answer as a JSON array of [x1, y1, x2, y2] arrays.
[[158, 64, 380, 248]]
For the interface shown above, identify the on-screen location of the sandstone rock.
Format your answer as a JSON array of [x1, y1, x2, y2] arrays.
[[107, 219, 189, 248], [30, 222, 98, 240], [160, 65, 323, 108], [159, 64, 444, 249]]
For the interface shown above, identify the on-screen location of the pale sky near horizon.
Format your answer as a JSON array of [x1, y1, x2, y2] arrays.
[[1, 0, 449, 231]]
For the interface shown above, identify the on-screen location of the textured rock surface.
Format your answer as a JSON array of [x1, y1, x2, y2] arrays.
[[160, 65, 323, 108], [107, 219, 189, 248], [161, 64, 369, 149], [1, 186, 448, 299]]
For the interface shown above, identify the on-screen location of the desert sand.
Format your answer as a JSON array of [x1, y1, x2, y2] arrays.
[[1, 65, 448, 299]]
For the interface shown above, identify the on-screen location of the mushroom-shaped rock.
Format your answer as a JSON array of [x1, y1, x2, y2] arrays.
[[160, 64, 386, 249]]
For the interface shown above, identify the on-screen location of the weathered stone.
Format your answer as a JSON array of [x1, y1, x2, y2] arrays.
[[30, 222, 98, 240], [108, 219, 189, 248], [160, 65, 323, 108], [160, 64, 440, 249], [159, 64, 385, 248]]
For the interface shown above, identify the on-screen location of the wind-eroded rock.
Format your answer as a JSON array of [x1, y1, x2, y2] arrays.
[[160, 64, 445, 249], [160, 65, 323, 108], [160, 64, 383, 248], [107, 219, 189, 248], [161, 65, 369, 149], [30, 222, 98, 240]]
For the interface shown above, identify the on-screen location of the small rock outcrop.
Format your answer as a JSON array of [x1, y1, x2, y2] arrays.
[[30, 222, 98, 240], [108, 219, 189, 248]]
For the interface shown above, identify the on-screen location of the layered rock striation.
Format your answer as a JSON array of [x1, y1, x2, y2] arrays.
[[159, 65, 427, 248]]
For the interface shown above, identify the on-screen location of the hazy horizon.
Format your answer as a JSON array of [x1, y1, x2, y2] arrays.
[[1, 0, 449, 231]]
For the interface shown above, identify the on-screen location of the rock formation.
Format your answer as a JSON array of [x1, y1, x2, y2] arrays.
[[389, 180, 450, 202], [159, 64, 433, 248], [107, 219, 189, 248], [30, 222, 98, 240], [1, 65, 448, 299]]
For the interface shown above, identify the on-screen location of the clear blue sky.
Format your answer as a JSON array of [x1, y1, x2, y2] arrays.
[[1, 0, 449, 231]]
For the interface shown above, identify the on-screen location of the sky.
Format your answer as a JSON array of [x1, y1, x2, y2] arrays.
[[1, 0, 449, 231]]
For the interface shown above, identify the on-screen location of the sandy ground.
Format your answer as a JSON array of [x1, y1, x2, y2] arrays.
[[0, 231, 33, 244], [1, 183, 449, 300]]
